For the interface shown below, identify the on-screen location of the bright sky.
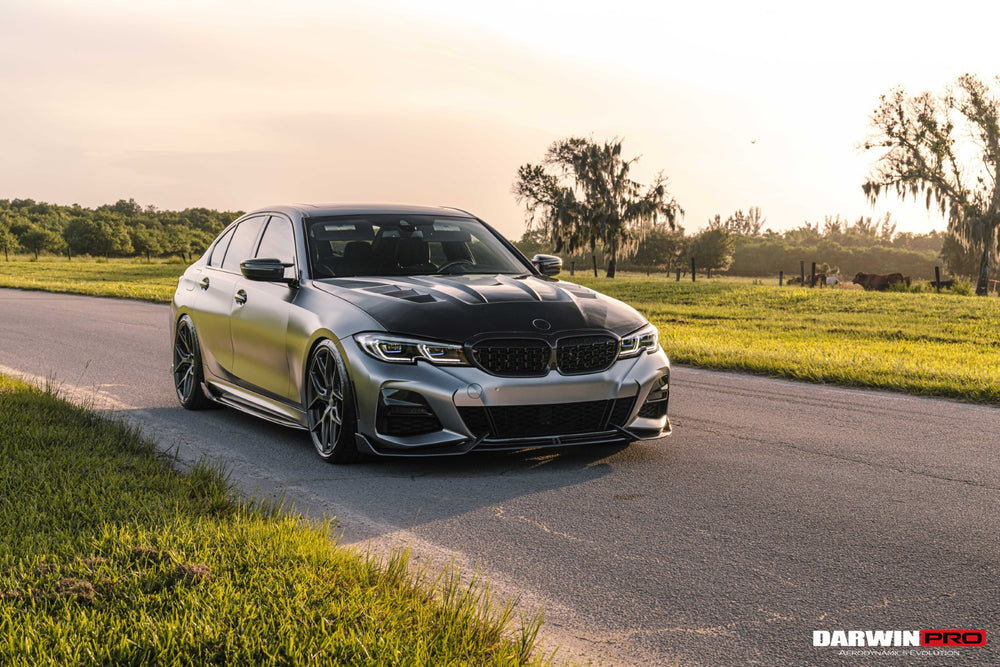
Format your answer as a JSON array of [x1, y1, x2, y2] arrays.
[[2, 0, 997, 239]]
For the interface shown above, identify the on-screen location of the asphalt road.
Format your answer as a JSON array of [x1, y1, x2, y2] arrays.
[[1, 287, 997, 666]]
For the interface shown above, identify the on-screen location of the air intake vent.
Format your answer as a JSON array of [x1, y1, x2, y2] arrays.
[[459, 396, 635, 439], [637, 398, 668, 419]]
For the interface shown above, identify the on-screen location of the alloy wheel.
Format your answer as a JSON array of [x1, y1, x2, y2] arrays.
[[306, 342, 356, 461]]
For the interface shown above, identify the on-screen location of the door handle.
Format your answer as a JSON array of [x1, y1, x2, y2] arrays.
[[234, 289, 247, 305], [199, 277, 210, 290]]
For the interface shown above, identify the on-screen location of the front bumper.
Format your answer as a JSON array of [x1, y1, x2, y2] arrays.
[[339, 338, 671, 457]]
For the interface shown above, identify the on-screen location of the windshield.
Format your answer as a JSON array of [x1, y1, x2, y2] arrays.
[[305, 214, 528, 279]]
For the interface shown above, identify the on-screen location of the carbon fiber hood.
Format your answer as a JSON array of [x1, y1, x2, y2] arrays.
[[312, 274, 647, 341]]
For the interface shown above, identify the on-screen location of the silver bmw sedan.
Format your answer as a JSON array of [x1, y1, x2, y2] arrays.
[[171, 204, 671, 463]]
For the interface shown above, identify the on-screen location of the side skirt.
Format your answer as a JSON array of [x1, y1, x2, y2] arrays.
[[203, 380, 308, 430]]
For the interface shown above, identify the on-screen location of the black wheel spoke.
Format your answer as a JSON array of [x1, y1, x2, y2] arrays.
[[310, 371, 326, 399], [179, 365, 193, 395], [320, 417, 330, 450], [315, 354, 329, 383]]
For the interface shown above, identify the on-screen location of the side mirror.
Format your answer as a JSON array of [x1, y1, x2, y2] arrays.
[[531, 253, 562, 276], [240, 258, 296, 284]]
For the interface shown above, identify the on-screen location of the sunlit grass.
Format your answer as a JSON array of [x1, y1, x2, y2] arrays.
[[566, 275, 1000, 403], [0, 374, 548, 666], [0, 255, 184, 302]]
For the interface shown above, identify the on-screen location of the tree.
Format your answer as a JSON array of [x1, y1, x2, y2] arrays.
[[513, 136, 683, 277], [689, 228, 734, 274], [863, 74, 1000, 295], [104, 198, 143, 218], [130, 225, 164, 261], [708, 207, 766, 236], [939, 232, 984, 278], [0, 223, 17, 260], [629, 226, 689, 273], [19, 225, 61, 259], [164, 226, 195, 262], [64, 214, 133, 257]]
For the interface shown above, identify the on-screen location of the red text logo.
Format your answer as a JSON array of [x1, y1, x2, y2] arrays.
[[921, 631, 985, 647]]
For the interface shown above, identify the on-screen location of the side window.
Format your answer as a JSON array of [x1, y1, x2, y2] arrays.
[[256, 217, 295, 262], [207, 226, 235, 268], [255, 216, 296, 279], [221, 216, 266, 273]]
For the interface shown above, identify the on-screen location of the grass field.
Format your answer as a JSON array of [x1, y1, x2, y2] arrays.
[[569, 273, 1000, 403], [0, 373, 547, 666], [0, 255, 182, 302], [3, 256, 999, 403]]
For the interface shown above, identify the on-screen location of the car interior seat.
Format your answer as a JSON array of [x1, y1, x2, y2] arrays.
[[342, 241, 375, 276]]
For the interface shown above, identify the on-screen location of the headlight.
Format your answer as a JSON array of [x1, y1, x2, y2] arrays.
[[355, 333, 468, 365], [619, 324, 659, 358]]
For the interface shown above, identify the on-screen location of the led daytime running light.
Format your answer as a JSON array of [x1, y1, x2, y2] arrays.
[[356, 333, 467, 365], [618, 325, 659, 358]]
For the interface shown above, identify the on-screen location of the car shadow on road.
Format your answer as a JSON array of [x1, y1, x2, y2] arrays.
[[127, 404, 672, 541]]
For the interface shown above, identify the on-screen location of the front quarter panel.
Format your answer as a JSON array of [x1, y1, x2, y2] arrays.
[[287, 281, 385, 408]]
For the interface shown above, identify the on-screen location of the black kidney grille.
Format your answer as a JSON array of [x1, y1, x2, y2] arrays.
[[471, 339, 551, 376], [471, 335, 621, 376], [556, 335, 619, 374]]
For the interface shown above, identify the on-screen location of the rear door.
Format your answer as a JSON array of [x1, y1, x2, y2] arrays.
[[195, 215, 266, 377]]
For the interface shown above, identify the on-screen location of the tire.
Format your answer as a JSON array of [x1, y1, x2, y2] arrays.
[[305, 340, 360, 463], [172, 315, 213, 410]]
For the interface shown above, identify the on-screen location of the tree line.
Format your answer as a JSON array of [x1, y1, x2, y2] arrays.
[[514, 210, 969, 281], [509, 136, 954, 280], [0, 198, 243, 261]]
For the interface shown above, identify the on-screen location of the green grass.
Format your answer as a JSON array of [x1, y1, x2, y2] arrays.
[[0, 374, 548, 666], [0, 255, 183, 302], [567, 274, 1000, 403]]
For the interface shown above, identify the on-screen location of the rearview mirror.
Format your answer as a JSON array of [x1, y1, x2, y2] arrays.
[[240, 258, 296, 284], [531, 253, 562, 276]]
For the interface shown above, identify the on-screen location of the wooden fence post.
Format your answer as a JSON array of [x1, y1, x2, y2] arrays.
[[779, 270, 784, 286]]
